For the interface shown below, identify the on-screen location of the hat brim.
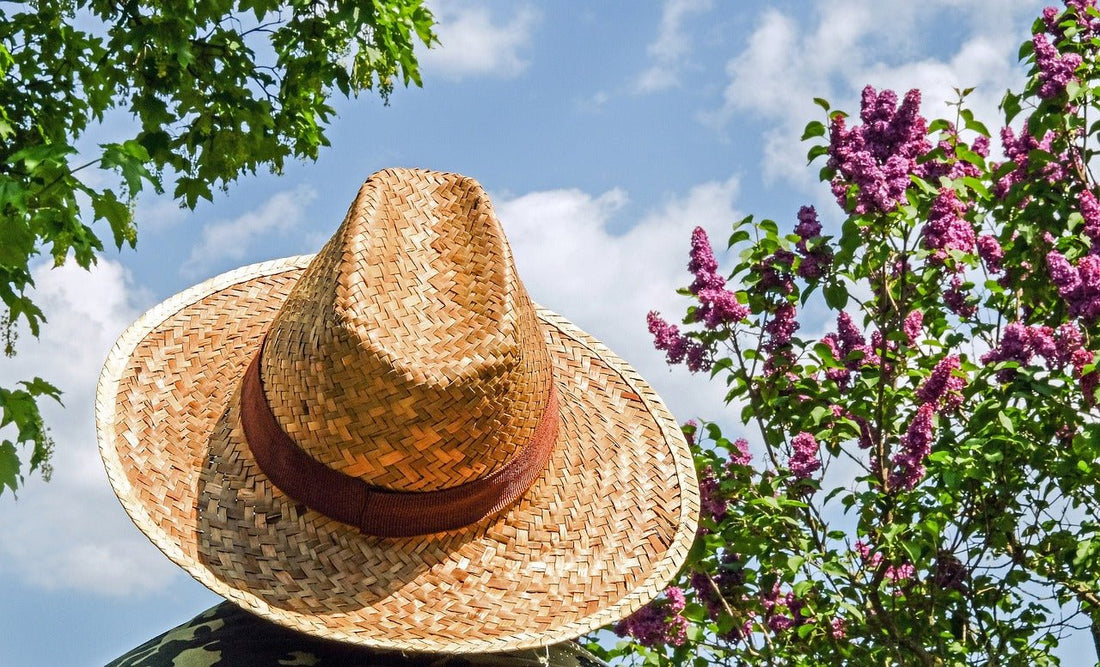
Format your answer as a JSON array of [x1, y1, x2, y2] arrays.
[[96, 255, 699, 653]]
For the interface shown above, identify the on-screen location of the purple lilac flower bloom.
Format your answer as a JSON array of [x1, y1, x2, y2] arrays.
[[854, 540, 884, 568], [916, 355, 965, 410], [903, 310, 923, 347], [1055, 322, 1085, 365], [765, 303, 800, 351], [977, 235, 1004, 273], [944, 276, 976, 317], [828, 86, 930, 215], [1046, 250, 1100, 322], [923, 188, 975, 263], [995, 123, 1070, 198], [891, 403, 935, 490], [690, 571, 723, 623], [855, 414, 875, 450], [1032, 32, 1082, 99], [1080, 189, 1100, 245], [757, 249, 797, 295], [614, 588, 690, 648], [687, 227, 751, 329], [1030, 325, 1059, 361], [831, 617, 847, 639], [820, 335, 852, 389], [688, 227, 724, 293], [648, 311, 712, 372], [797, 250, 832, 280], [794, 206, 822, 248], [885, 562, 916, 584], [761, 583, 807, 633], [727, 438, 752, 467], [792, 205, 834, 281], [648, 312, 687, 364], [696, 287, 751, 329], [1047, 249, 1081, 294], [934, 553, 969, 593], [980, 322, 1035, 382], [789, 432, 821, 479], [1071, 347, 1099, 404], [698, 465, 728, 525], [1066, 0, 1100, 33], [836, 311, 867, 363], [917, 128, 987, 182]]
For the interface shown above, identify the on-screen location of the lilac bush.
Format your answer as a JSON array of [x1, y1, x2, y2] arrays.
[[593, 2, 1100, 664]]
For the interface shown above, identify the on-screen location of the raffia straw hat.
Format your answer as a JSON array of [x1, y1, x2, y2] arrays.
[[96, 168, 699, 653]]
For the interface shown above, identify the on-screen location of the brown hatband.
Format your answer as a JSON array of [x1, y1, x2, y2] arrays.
[[239, 341, 560, 538]]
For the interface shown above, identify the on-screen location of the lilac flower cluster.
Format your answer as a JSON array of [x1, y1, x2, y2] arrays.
[[727, 437, 753, 468], [789, 432, 821, 479], [922, 188, 976, 264], [918, 128, 990, 182], [761, 582, 810, 633], [1046, 249, 1100, 322], [614, 587, 689, 648], [698, 464, 728, 526], [1044, 1, 1100, 37], [793, 206, 833, 280], [915, 355, 965, 411], [977, 235, 1004, 274], [855, 541, 916, 586], [995, 123, 1069, 198], [827, 86, 930, 215], [1079, 189, 1100, 246], [690, 553, 750, 640], [647, 312, 710, 372], [934, 552, 969, 593], [891, 403, 935, 490], [821, 311, 873, 389], [689, 227, 751, 328], [944, 276, 976, 318], [756, 248, 797, 296], [981, 321, 1095, 398], [763, 303, 800, 374], [1032, 32, 1082, 99], [903, 310, 923, 347]]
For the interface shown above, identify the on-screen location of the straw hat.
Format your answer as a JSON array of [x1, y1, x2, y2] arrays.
[[96, 168, 699, 653]]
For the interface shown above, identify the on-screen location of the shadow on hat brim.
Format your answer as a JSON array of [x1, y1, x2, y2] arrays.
[[96, 255, 700, 653]]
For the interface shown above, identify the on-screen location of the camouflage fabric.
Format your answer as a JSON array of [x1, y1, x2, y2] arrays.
[[107, 601, 608, 667]]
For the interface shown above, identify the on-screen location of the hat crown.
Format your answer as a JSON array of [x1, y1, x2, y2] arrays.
[[259, 169, 553, 492]]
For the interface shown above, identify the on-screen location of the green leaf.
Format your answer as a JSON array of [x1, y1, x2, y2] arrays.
[[0, 441, 19, 496], [788, 554, 806, 573], [807, 144, 829, 164], [19, 378, 62, 403], [802, 120, 826, 140], [823, 281, 848, 310]]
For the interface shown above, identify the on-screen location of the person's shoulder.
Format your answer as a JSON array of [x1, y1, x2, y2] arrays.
[[107, 602, 608, 667]]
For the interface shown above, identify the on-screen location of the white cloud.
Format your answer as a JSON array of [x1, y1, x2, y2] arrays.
[[134, 194, 188, 234], [702, 0, 1043, 188], [421, 2, 538, 81], [496, 176, 744, 426], [182, 185, 316, 278], [633, 0, 714, 94], [0, 260, 180, 596]]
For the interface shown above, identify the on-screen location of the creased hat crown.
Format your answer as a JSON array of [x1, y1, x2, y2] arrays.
[[259, 168, 553, 492]]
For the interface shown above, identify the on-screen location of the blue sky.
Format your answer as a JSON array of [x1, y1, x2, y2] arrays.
[[6, 0, 1094, 663]]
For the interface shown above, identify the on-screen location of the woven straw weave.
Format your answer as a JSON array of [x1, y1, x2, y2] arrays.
[[96, 169, 699, 653]]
